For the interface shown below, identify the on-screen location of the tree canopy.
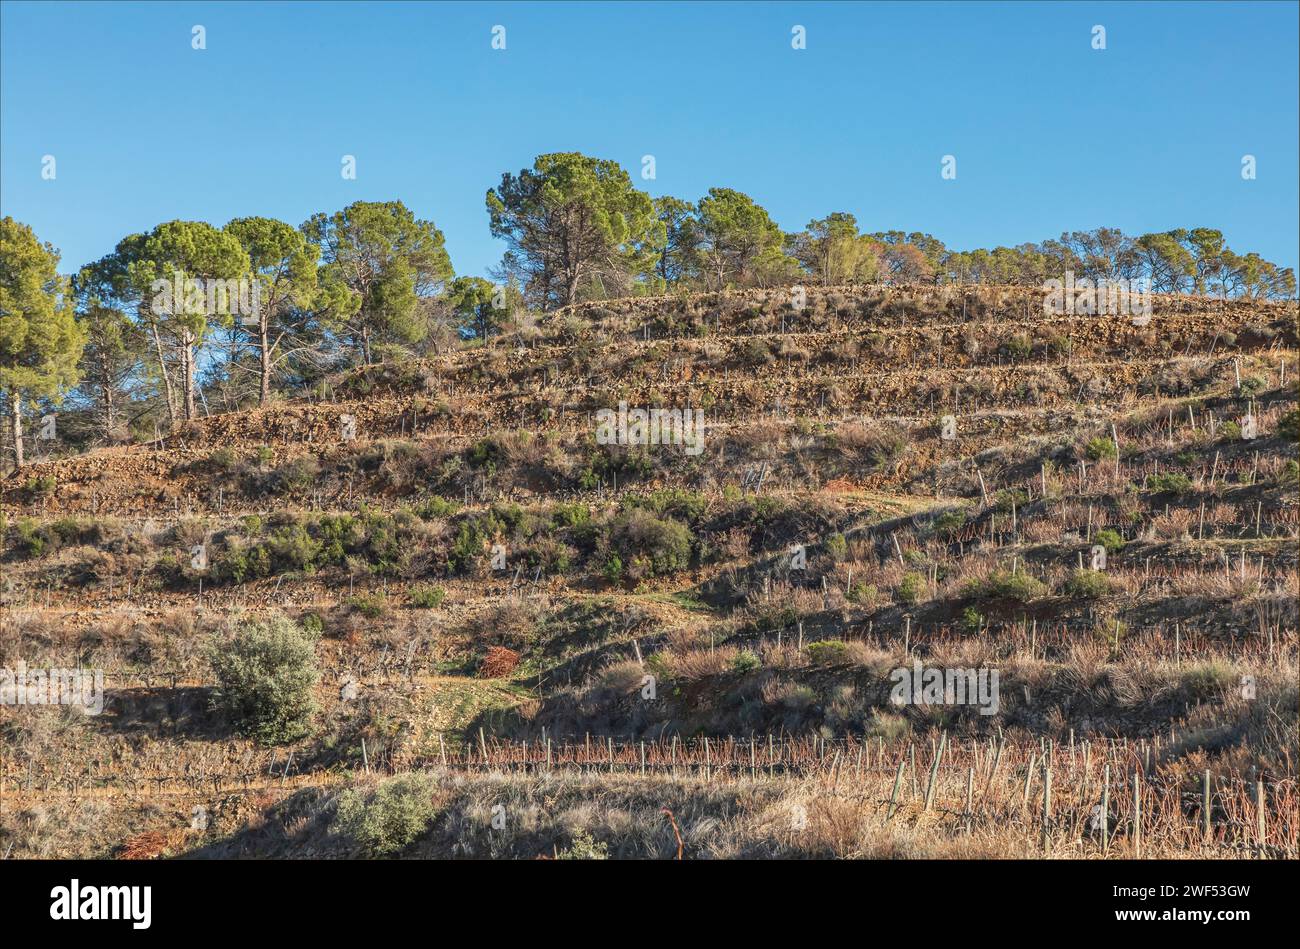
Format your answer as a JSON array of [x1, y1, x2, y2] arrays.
[[0, 216, 85, 465], [487, 152, 662, 309], [303, 200, 452, 364]]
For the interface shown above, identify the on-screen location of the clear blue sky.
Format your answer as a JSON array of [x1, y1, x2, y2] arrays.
[[2, 0, 1297, 279]]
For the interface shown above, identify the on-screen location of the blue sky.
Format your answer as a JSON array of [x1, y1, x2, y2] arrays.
[[2, 0, 1297, 279]]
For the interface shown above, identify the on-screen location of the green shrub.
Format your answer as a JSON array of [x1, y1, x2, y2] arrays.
[[550, 502, 591, 529], [15, 517, 46, 557], [623, 488, 708, 525], [206, 447, 239, 472], [465, 438, 503, 476], [847, 582, 878, 606], [447, 514, 488, 572], [960, 606, 984, 634], [730, 650, 762, 673], [409, 584, 446, 609], [1085, 437, 1116, 461], [316, 513, 361, 566], [555, 830, 609, 860], [1147, 472, 1192, 495], [606, 508, 693, 576], [360, 508, 427, 577], [346, 591, 388, 618], [896, 572, 926, 606], [930, 509, 968, 535], [209, 615, 320, 745], [23, 474, 56, 497], [1092, 528, 1125, 554], [1180, 661, 1237, 700], [966, 570, 1047, 602], [824, 532, 848, 561], [806, 640, 851, 665], [993, 488, 1029, 513], [273, 456, 320, 494], [1062, 568, 1110, 599], [413, 495, 459, 521], [217, 541, 272, 583], [1002, 334, 1032, 359], [265, 522, 323, 573], [332, 774, 439, 856]]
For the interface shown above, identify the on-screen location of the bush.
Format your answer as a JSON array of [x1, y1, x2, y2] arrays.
[[448, 516, 496, 575], [1147, 472, 1192, 495], [209, 615, 320, 745], [413, 495, 459, 521], [1002, 334, 1032, 359], [930, 509, 968, 535], [332, 774, 439, 856], [264, 522, 322, 573], [1180, 661, 1237, 700], [895, 572, 926, 606], [1084, 437, 1116, 461], [966, 570, 1047, 603], [1062, 568, 1110, 599], [606, 508, 693, 577], [206, 447, 239, 472], [346, 591, 388, 618], [1093, 528, 1125, 554], [551, 502, 592, 529], [623, 488, 708, 525], [824, 532, 848, 561], [15, 517, 47, 557], [730, 650, 761, 673], [273, 456, 320, 494], [23, 474, 56, 497], [555, 830, 609, 860], [217, 541, 272, 583], [993, 488, 1029, 514], [806, 640, 851, 665], [847, 582, 878, 606], [409, 584, 446, 609]]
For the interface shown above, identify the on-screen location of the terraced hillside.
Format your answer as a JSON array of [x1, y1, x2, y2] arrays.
[[2, 284, 1297, 859]]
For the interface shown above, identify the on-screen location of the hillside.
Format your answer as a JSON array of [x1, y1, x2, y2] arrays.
[[2, 283, 1297, 860]]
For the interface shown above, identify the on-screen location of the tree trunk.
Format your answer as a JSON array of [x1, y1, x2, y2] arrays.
[[101, 382, 117, 441], [259, 320, 272, 406], [150, 321, 177, 426], [9, 390, 23, 468], [182, 331, 196, 420]]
